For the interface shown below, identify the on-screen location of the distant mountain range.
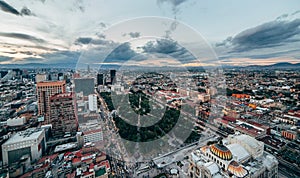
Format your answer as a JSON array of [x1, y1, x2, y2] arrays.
[[244, 62, 300, 69], [0, 62, 300, 70]]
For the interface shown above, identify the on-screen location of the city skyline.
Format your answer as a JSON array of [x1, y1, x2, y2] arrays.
[[0, 60, 300, 177], [0, 2, 300, 177]]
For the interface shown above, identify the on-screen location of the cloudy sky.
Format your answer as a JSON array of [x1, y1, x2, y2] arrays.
[[0, 0, 299, 66]]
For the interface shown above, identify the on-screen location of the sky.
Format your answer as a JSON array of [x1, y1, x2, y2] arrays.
[[0, 0, 300, 66]]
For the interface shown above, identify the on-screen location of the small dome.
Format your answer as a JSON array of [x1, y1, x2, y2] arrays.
[[200, 146, 208, 153], [210, 143, 233, 160], [228, 161, 248, 178]]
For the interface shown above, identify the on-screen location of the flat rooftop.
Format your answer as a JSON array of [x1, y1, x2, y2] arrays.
[[54, 142, 77, 153], [37, 80, 65, 86], [3, 128, 44, 145]]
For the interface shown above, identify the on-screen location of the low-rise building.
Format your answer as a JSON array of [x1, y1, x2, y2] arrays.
[[83, 129, 103, 144], [2, 128, 46, 166], [6, 116, 26, 127], [281, 130, 298, 140]]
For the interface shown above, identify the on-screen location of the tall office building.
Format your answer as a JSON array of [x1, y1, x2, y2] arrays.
[[88, 94, 98, 112], [58, 72, 64, 81], [87, 64, 90, 73], [97, 73, 104, 85], [37, 81, 66, 123], [35, 74, 48, 83], [50, 92, 78, 138], [49, 73, 58, 81], [74, 78, 94, 96], [110, 69, 116, 84]]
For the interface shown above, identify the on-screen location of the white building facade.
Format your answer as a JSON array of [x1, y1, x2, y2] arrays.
[[2, 128, 46, 165], [88, 94, 98, 112], [83, 129, 103, 143]]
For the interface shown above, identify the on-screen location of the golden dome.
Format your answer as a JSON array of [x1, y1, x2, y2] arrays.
[[210, 143, 233, 160], [228, 161, 248, 178]]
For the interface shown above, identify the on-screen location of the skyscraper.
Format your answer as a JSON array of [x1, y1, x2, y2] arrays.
[[110, 69, 116, 84], [74, 78, 94, 96], [37, 81, 66, 123], [50, 92, 78, 138], [97, 73, 104, 85]]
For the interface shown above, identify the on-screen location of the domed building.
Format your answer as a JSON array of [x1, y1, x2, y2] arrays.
[[227, 161, 248, 178], [210, 143, 233, 161], [200, 142, 234, 171], [189, 134, 278, 178]]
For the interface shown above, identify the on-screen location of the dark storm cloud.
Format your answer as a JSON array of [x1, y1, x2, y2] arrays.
[[20, 7, 34, 16], [99, 22, 106, 28], [0, 32, 46, 43], [217, 18, 300, 52], [75, 37, 117, 47], [74, 36, 140, 64], [141, 39, 196, 62], [0, 1, 34, 16], [128, 32, 140, 38], [276, 14, 289, 20], [104, 42, 138, 62], [123, 32, 141, 38], [0, 0, 19, 15], [242, 49, 300, 59], [75, 37, 92, 44], [292, 10, 300, 16], [41, 50, 80, 64], [96, 33, 106, 39], [75, 37, 195, 64]]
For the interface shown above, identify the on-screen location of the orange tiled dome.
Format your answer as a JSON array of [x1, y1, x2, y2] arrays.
[[210, 143, 233, 160], [228, 161, 248, 178]]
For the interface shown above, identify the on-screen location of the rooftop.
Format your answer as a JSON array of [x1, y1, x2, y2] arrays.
[[54, 142, 77, 153], [95, 167, 106, 177], [229, 134, 263, 149], [37, 80, 65, 87], [50, 92, 74, 100], [3, 128, 44, 145], [226, 143, 250, 162]]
